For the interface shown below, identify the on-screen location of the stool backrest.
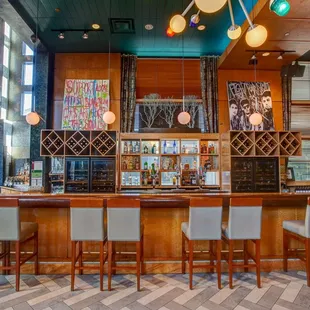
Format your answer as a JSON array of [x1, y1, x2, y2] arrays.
[[107, 198, 140, 241], [0, 198, 19, 241], [306, 198, 310, 238], [70, 198, 105, 241], [189, 198, 223, 240], [228, 198, 263, 240]]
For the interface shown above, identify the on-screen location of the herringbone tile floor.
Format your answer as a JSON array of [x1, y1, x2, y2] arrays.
[[0, 272, 309, 310]]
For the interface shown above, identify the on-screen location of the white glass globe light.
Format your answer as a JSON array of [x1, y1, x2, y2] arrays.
[[227, 25, 242, 40], [195, 0, 227, 13], [178, 111, 191, 125], [26, 112, 40, 125], [169, 14, 186, 33], [245, 24, 268, 48], [103, 111, 116, 124], [249, 112, 263, 126]]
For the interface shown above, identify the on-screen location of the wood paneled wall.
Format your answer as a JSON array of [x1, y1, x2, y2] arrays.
[[136, 59, 201, 98], [218, 69, 283, 133], [53, 53, 121, 131]]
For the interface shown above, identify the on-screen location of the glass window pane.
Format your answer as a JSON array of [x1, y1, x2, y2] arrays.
[[3, 45, 9, 68], [4, 22, 10, 38], [21, 92, 32, 115], [22, 42, 34, 56], [2, 76, 8, 98], [23, 63, 33, 85]]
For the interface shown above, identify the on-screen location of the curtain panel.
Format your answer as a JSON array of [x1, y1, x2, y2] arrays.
[[282, 75, 292, 131], [200, 56, 219, 133], [121, 55, 137, 132]]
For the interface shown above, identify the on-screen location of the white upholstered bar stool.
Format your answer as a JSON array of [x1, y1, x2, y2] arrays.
[[181, 197, 223, 289], [107, 198, 143, 291], [283, 197, 310, 286], [0, 198, 39, 291], [222, 198, 263, 289], [70, 198, 107, 291]]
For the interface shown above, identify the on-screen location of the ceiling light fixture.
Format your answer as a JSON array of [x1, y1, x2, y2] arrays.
[[145, 24, 154, 30], [195, 0, 227, 13], [284, 32, 290, 36], [189, 12, 200, 27], [166, 27, 175, 37], [262, 52, 270, 56], [278, 52, 284, 60], [58, 32, 65, 39], [55, 8, 61, 13], [197, 25, 206, 31], [170, 14, 187, 33], [92, 23, 100, 29], [82, 31, 88, 39], [270, 0, 290, 16], [227, 0, 241, 40], [251, 53, 257, 60]]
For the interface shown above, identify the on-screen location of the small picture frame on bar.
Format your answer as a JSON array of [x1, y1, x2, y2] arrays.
[[287, 167, 295, 181]]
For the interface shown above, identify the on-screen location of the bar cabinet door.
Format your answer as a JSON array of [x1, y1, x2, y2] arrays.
[[254, 158, 279, 192], [65, 158, 89, 193], [231, 158, 254, 193], [90, 158, 116, 193]]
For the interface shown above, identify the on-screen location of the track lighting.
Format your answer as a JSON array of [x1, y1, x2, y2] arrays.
[[278, 52, 284, 60], [270, 0, 290, 16], [52, 28, 103, 39], [58, 32, 64, 39], [251, 53, 257, 60], [82, 31, 88, 39]]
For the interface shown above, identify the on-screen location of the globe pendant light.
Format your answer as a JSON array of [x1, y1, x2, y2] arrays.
[[178, 110, 191, 125], [102, 110, 116, 124], [26, 111, 40, 125], [227, 0, 241, 40], [270, 0, 290, 16], [170, 14, 186, 33], [195, 0, 227, 13], [249, 112, 263, 126], [245, 24, 268, 48]]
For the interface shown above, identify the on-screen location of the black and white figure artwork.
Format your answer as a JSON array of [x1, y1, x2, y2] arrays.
[[227, 81, 275, 131]]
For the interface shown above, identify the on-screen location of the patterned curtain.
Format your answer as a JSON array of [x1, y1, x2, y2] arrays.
[[282, 75, 292, 131], [200, 56, 219, 133], [121, 55, 137, 132]]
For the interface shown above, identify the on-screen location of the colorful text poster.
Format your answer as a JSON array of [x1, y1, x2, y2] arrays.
[[62, 79, 109, 130]]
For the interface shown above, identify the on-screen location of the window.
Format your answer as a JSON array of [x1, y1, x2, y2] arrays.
[[22, 42, 33, 56], [2, 76, 8, 98], [4, 22, 10, 39], [292, 62, 310, 101], [22, 62, 33, 85], [21, 92, 32, 115], [3, 45, 9, 68]]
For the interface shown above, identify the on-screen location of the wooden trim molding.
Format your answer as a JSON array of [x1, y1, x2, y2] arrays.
[[190, 198, 223, 207], [70, 198, 104, 208], [107, 198, 140, 208], [0, 198, 19, 207], [230, 198, 263, 207]]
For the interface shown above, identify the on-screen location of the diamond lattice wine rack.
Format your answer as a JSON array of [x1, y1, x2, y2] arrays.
[[40, 130, 117, 157]]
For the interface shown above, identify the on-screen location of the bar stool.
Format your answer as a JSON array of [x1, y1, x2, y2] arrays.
[[222, 198, 263, 289], [70, 198, 107, 291], [107, 198, 143, 291], [0, 198, 39, 291], [283, 197, 310, 286], [181, 197, 223, 289]]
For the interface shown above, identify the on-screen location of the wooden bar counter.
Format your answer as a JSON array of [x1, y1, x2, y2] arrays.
[[0, 192, 308, 274]]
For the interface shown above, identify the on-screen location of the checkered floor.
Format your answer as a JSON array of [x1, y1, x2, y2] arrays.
[[0, 272, 309, 310]]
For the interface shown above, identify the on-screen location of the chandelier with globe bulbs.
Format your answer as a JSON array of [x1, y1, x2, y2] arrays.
[[169, 0, 290, 48]]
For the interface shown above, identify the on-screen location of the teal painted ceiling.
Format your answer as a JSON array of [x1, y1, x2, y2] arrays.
[[9, 0, 258, 57]]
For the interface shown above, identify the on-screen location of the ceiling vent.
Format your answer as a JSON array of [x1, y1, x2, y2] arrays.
[[109, 18, 135, 34]]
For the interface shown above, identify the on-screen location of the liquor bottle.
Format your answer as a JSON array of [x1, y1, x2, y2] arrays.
[[135, 158, 140, 170], [124, 142, 128, 154], [129, 142, 133, 153], [143, 175, 148, 186], [144, 145, 148, 154], [193, 159, 197, 170], [128, 174, 132, 185], [172, 175, 177, 185], [182, 145, 186, 153], [194, 145, 198, 154], [128, 160, 133, 170], [152, 144, 157, 154], [135, 142, 140, 153], [122, 161, 127, 170], [144, 161, 148, 170], [163, 141, 167, 154], [173, 140, 177, 154]]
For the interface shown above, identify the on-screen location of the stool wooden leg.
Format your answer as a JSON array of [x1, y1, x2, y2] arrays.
[[71, 241, 76, 291], [283, 230, 288, 272], [181, 232, 186, 274], [79, 241, 83, 275], [189, 240, 194, 290], [256, 240, 261, 288], [136, 240, 141, 291], [141, 234, 144, 275], [112, 242, 116, 275], [2, 241, 7, 275], [210, 240, 215, 273], [306, 238, 310, 287], [99, 241, 104, 291], [228, 240, 234, 289], [216, 240, 222, 290], [244, 240, 248, 273], [108, 241, 113, 291], [34, 232, 39, 275], [7, 241, 10, 276], [15, 241, 20, 292]]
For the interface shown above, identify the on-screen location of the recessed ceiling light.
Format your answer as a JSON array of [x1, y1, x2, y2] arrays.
[[92, 24, 100, 30], [284, 32, 290, 36], [55, 8, 61, 13], [145, 24, 154, 30], [197, 25, 206, 31], [262, 52, 270, 57]]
